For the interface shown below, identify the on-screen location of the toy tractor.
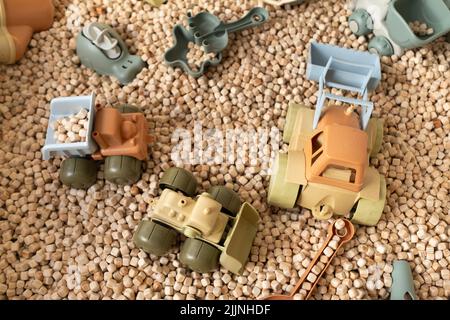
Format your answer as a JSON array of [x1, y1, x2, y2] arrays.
[[348, 0, 450, 56], [268, 43, 386, 226], [133, 167, 260, 275], [0, 0, 54, 64], [42, 93, 154, 189]]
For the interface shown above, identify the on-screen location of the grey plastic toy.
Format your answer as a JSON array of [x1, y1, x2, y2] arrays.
[[164, 25, 222, 78], [306, 42, 381, 130], [390, 260, 418, 300], [348, 0, 450, 56], [76, 22, 146, 85], [164, 7, 269, 77], [189, 7, 269, 53]]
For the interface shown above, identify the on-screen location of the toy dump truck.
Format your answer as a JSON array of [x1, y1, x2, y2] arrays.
[[0, 0, 54, 64], [348, 0, 450, 56], [134, 167, 260, 274], [42, 93, 154, 189], [268, 43, 386, 226]]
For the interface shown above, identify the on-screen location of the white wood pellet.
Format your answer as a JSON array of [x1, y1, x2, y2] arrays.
[[53, 108, 89, 143], [408, 20, 434, 36]]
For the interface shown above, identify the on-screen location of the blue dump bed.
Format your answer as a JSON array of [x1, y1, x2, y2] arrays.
[[307, 42, 381, 93]]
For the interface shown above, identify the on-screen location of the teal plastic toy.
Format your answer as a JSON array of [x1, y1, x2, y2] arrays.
[[76, 22, 146, 85], [164, 7, 269, 77], [390, 260, 418, 300], [348, 0, 450, 56]]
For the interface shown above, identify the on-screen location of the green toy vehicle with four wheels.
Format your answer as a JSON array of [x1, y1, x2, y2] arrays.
[[133, 167, 260, 275]]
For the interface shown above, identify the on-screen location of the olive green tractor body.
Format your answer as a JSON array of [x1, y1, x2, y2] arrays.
[[134, 167, 260, 275], [268, 103, 386, 226]]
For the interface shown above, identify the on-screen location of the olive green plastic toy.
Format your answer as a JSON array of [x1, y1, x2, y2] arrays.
[[133, 167, 260, 274], [268, 103, 386, 226], [76, 22, 146, 84], [390, 260, 418, 300], [348, 0, 450, 56], [164, 7, 269, 78]]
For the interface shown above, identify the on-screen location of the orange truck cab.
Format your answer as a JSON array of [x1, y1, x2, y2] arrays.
[[92, 106, 154, 161], [305, 106, 368, 193]]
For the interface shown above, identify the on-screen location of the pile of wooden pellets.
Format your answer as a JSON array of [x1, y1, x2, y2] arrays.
[[186, 42, 218, 72], [0, 0, 448, 301], [52, 109, 89, 143], [408, 20, 434, 37]]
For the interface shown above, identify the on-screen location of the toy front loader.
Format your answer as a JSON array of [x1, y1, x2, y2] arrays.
[[219, 203, 260, 274]]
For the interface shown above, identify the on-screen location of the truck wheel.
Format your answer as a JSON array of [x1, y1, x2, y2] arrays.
[[208, 186, 242, 217], [159, 167, 197, 197], [133, 220, 177, 256], [368, 36, 394, 56], [348, 9, 373, 36], [179, 238, 220, 273], [369, 118, 383, 157], [350, 176, 386, 226], [312, 204, 334, 220], [60, 157, 97, 189], [267, 153, 300, 208], [114, 104, 140, 113], [283, 103, 303, 143], [104, 155, 142, 185]]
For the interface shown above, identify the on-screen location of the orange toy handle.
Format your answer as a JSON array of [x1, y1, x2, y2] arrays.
[[289, 219, 355, 299]]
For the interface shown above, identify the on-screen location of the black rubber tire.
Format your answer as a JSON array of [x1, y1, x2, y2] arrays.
[[159, 167, 198, 197], [208, 186, 241, 217], [133, 220, 177, 256], [179, 238, 220, 273], [59, 157, 97, 189], [104, 155, 142, 185]]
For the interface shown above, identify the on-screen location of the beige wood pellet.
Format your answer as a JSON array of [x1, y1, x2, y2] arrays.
[[306, 273, 317, 283], [408, 20, 434, 36], [328, 240, 339, 250], [324, 247, 335, 257], [53, 108, 89, 143], [186, 42, 217, 72], [334, 219, 346, 230]]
